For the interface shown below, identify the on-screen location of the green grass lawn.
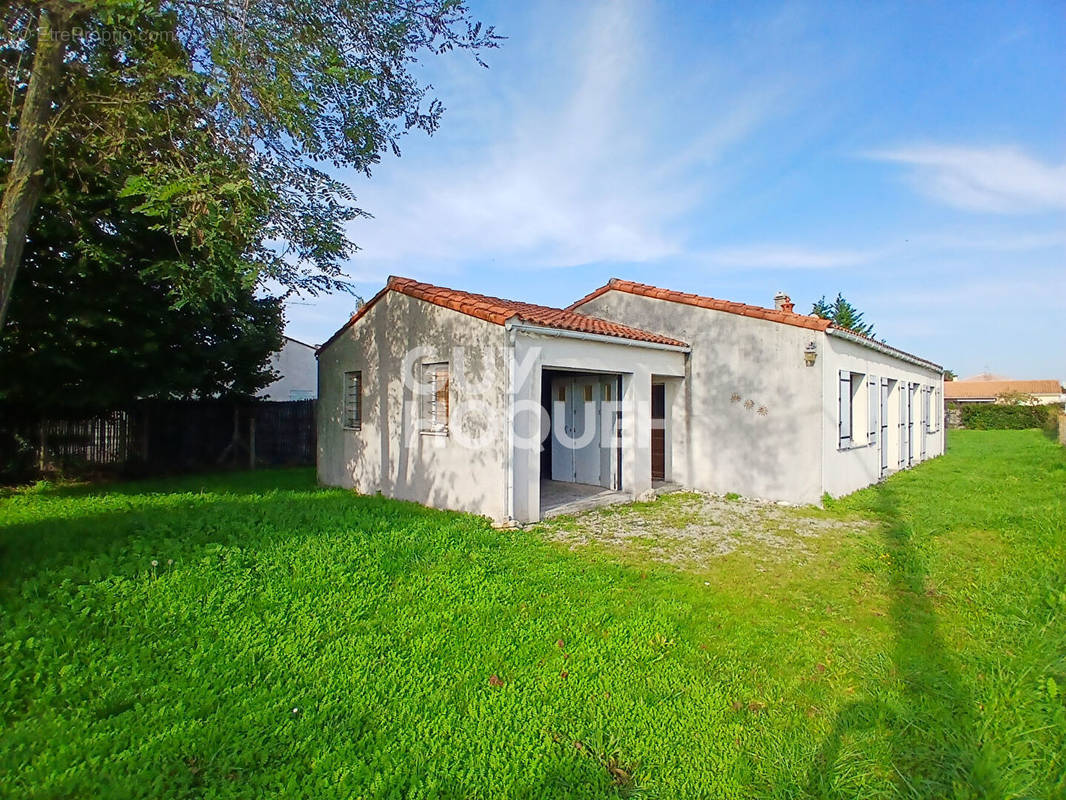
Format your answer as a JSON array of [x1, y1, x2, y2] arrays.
[[1, 431, 1063, 798]]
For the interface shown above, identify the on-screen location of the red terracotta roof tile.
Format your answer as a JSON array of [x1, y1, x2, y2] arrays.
[[318, 276, 689, 352], [568, 279, 834, 333], [568, 278, 943, 368], [944, 379, 1063, 399]]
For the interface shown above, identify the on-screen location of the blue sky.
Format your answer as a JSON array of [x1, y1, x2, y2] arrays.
[[286, 0, 1065, 379]]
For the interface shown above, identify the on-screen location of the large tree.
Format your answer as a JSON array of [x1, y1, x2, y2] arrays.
[[0, 0, 498, 327], [0, 127, 283, 419], [811, 293, 876, 337]]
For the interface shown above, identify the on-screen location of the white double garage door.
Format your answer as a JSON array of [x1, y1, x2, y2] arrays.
[[548, 374, 620, 489]]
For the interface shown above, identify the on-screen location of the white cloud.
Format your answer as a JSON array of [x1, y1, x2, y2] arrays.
[[341, 0, 810, 273], [866, 144, 1066, 213], [700, 244, 880, 269]]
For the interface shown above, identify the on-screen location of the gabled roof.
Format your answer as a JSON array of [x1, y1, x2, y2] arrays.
[[567, 278, 831, 332], [569, 278, 942, 371], [318, 276, 689, 352], [944, 379, 1063, 399]]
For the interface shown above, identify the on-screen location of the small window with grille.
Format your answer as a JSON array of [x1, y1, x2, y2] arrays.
[[420, 363, 450, 434], [343, 371, 361, 429]]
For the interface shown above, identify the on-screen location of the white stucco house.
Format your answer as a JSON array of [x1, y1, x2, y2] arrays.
[[259, 336, 318, 401], [316, 276, 945, 523]]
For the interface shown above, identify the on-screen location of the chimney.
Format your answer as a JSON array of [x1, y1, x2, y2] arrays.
[[773, 291, 794, 313]]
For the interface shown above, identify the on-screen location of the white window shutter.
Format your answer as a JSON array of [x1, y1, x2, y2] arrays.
[[921, 387, 928, 459], [839, 370, 852, 448], [899, 387, 906, 467], [868, 375, 878, 445]]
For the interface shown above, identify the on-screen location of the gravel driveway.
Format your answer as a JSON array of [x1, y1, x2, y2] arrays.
[[536, 490, 873, 569]]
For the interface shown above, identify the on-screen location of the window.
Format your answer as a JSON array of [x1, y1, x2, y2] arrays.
[[343, 371, 361, 429], [927, 386, 941, 433], [421, 362, 450, 434], [838, 370, 865, 449]]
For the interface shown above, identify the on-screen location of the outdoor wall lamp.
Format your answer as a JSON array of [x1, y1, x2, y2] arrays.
[[804, 341, 818, 367]]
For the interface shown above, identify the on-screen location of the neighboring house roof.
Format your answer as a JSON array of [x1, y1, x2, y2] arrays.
[[318, 276, 689, 352], [282, 335, 318, 350], [568, 278, 942, 371], [944, 379, 1064, 399]]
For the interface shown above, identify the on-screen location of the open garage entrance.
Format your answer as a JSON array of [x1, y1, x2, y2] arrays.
[[539, 369, 625, 517], [508, 329, 688, 525]]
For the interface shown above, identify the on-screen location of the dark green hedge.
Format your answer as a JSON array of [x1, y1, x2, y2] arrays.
[[957, 403, 1060, 430]]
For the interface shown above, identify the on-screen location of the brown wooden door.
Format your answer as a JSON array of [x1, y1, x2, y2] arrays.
[[651, 383, 665, 481]]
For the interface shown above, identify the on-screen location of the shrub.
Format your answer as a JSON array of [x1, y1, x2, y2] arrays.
[[958, 402, 1060, 430]]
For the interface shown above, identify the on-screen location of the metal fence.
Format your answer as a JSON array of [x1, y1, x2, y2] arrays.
[[0, 400, 316, 480]]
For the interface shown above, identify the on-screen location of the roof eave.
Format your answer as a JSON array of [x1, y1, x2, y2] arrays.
[[316, 283, 392, 355], [826, 326, 942, 372], [565, 281, 613, 312], [505, 320, 691, 352]]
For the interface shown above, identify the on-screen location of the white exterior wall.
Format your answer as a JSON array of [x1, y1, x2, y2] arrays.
[[260, 337, 318, 400], [821, 332, 945, 498], [508, 329, 687, 523], [317, 293, 510, 520], [577, 292, 825, 504]]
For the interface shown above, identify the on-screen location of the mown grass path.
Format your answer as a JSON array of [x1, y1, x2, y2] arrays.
[[1, 431, 1063, 798]]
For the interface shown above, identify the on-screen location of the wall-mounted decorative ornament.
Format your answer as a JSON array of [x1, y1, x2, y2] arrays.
[[804, 341, 818, 367]]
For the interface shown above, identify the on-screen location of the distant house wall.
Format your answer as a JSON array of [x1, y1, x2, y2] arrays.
[[1026, 392, 1063, 406], [316, 291, 510, 520], [260, 337, 318, 400], [946, 392, 1065, 406], [575, 291, 825, 504]]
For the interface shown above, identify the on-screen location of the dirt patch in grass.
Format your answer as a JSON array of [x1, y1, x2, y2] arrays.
[[539, 490, 875, 568]]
